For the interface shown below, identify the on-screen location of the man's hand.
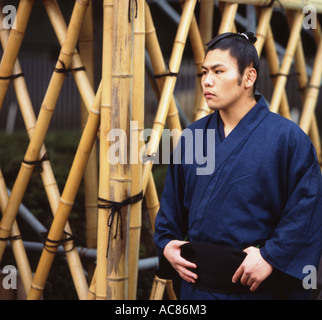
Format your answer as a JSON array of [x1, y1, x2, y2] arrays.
[[163, 240, 198, 283], [232, 246, 273, 292]]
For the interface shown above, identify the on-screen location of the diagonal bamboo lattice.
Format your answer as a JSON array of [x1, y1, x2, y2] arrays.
[[0, 0, 321, 300]]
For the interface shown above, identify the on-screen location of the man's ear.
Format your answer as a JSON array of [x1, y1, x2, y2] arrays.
[[244, 67, 257, 89]]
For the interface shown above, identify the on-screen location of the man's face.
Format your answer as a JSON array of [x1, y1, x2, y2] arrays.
[[201, 49, 246, 111]]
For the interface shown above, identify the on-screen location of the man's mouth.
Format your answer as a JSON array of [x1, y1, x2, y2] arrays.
[[204, 91, 215, 99]]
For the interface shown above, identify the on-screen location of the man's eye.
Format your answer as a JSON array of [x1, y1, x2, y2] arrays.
[[215, 70, 222, 74], [202, 71, 208, 76]]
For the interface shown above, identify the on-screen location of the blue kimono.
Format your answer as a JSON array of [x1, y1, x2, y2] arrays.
[[154, 96, 322, 300]]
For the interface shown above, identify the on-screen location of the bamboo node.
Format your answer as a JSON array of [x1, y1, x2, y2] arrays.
[[107, 275, 129, 282], [76, 0, 90, 7], [111, 73, 134, 79], [60, 198, 74, 206], [31, 283, 45, 292], [90, 108, 100, 115], [41, 104, 55, 112]]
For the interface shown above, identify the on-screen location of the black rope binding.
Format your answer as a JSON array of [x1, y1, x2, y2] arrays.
[[0, 73, 24, 80], [98, 191, 144, 257], [0, 235, 23, 242], [154, 71, 179, 79], [22, 152, 49, 173], [41, 231, 75, 254], [54, 59, 86, 77], [270, 72, 300, 79]]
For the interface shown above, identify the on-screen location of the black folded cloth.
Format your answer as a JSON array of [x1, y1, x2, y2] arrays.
[[156, 242, 279, 295]]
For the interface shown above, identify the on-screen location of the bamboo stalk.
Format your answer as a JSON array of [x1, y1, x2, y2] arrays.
[[0, 0, 34, 111], [128, 0, 145, 300], [87, 267, 96, 300], [106, 0, 133, 300], [188, 10, 209, 122], [269, 10, 304, 115], [0, 169, 32, 297], [218, 0, 322, 13], [264, 26, 291, 118], [79, 0, 98, 284], [96, 0, 113, 301], [0, 0, 90, 268], [294, 35, 322, 162], [144, 0, 197, 300], [27, 81, 102, 300], [298, 37, 322, 134], [142, 0, 197, 192], [0, 8, 89, 300], [254, 6, 273, 56], [145, 174, 175, 301], [218, 2, 238, 34], [145, 2, 182, 143], [42, 0, 95, 111], [199, 0, 214, 43], [145, 173, 160, 235], [149, 276, 167, 300]]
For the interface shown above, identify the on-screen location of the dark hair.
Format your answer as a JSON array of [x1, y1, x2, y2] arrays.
[[205, 32, 260, 93]]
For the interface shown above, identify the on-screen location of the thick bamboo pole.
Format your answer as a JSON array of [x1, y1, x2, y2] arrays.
[[0, 0, 34, 111], [142, 0, 197, 192], [0, 0, 90, 267], [269, 10, 304, 115], [42, 0, 95, 111], [0, 169, 32, 296], [0, 10, 89, 299], [96, 0, 113, 301], [106, 0, 133, 300], [128, 0, 145, 300], [79, 0, 98, 283], [27, 81, 102, 300]]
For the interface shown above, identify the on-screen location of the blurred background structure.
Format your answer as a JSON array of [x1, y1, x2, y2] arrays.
[[0, 0, 321, 300]]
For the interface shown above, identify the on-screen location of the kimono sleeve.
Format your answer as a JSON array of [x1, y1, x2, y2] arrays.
[[153, 158, 188, 254], [260, 133, 322, 281]]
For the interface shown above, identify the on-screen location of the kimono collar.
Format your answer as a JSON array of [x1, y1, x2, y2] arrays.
[[189, 95, 270, 221]]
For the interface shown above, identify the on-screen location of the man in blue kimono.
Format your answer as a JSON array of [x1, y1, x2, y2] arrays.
[[154, 32, 322, 300]]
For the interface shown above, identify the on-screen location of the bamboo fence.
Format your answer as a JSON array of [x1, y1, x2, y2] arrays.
[[0, 0, 321, 300]]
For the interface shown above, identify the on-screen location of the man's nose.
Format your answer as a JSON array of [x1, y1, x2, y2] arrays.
[[202, 74, 214, 87]]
